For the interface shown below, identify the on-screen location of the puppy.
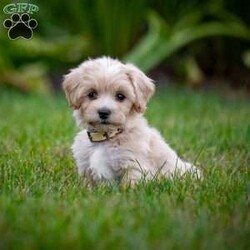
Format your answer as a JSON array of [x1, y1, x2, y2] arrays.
[[63, 57, 201, 185]]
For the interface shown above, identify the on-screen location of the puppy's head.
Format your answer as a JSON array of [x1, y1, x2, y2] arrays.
[[63, 57, 155, 130]]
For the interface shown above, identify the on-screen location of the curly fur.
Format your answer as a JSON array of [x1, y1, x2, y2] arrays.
[[63, 57, 201, 185]]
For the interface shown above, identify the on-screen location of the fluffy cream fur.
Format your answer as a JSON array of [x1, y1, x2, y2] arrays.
[[63, 57, 201, 185]]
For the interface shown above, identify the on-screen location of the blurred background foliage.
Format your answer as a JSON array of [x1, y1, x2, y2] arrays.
[[0, 0, 249, 93]]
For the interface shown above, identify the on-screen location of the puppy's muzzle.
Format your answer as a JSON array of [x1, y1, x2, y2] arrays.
[[98, 108, 111, 120]]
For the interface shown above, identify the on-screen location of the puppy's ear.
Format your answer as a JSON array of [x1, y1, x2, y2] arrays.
[[125, 64, 155, 113], [62, 69, 83, 109]]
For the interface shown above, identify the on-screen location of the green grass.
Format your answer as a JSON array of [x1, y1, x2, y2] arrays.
[[0, 86, 249, 249]]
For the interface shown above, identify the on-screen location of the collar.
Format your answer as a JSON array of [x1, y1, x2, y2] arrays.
[[87, 127, 123, 143]]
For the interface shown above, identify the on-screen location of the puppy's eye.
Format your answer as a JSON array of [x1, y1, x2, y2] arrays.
[[87, 91, 98, 100], [116, 92, 126, 102]]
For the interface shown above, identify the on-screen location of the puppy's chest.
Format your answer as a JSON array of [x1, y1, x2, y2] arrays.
[[88, 142, 131, 180], [89, 143, 127, 167]]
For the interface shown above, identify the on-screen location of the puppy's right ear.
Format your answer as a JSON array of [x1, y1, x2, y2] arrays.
[[62, 69, 83, 109], [125, 64, 155, 113]]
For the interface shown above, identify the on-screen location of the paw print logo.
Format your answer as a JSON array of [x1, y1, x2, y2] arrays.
[[3, 13, 38, 40]]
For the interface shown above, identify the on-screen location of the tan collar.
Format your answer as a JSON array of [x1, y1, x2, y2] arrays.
[[87, 127, 123, 143]]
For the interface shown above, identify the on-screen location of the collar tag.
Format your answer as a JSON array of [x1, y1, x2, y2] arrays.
[[87, 128, 123, 143]]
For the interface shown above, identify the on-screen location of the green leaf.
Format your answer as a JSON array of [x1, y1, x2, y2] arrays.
[[124, 11, 250, 71]]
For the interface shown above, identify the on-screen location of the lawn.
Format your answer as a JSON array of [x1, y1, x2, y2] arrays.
[[0, 86, 249, 249]]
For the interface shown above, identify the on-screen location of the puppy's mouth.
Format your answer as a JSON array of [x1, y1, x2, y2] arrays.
[[100, 120, 110, 125], [89, 120, 110, 126], [89, 120, 121, 126]]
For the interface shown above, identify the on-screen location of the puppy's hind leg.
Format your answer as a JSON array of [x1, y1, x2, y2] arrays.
[[120, 160, 152, 186], [173, 158, 202, 179]]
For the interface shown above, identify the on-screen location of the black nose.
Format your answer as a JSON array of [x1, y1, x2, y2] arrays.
[[98, 108, 111, 120]]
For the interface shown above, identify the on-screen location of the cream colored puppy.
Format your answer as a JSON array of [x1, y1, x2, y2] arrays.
[[63, 57, 200, 185]]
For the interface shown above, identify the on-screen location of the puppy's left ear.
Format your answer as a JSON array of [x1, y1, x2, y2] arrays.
[[125, 64, 155, 113]]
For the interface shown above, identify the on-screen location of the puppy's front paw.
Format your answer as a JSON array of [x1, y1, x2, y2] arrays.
[[83, 168, 96, 187]]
